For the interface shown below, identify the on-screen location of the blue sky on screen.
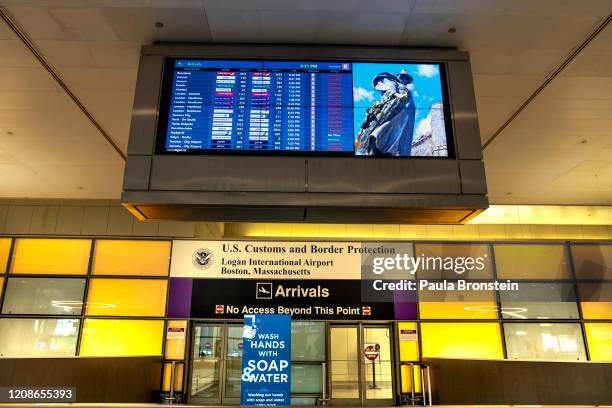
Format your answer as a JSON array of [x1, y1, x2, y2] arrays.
[[352, 63, 445, 140]]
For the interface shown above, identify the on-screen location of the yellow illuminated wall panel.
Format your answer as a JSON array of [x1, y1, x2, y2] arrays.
[[400, 364, 421, 393], [0, 238, 11, 273], [581, 303, 612, 319], [165, 320, 187, 360], [421, 322, 503, 360], [584, 323, 612, 362], [162, 362, 185, 392], [86, 279, 167, 317], [92, 240, 171, 276], [419, 301, 498, 319], [11, 239, 90, 275], [579, 283, 612, 319], [80, 319, 164, 356], [419, 290, 498, 319]]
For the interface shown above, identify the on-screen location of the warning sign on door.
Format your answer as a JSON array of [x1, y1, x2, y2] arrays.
[[399, 329, 417, 341]]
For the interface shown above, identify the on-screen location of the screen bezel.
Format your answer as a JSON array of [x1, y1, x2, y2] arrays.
[[155, 57, 455, 159]]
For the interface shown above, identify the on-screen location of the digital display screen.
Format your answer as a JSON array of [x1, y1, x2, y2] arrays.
[[158, 59, 452, 157]]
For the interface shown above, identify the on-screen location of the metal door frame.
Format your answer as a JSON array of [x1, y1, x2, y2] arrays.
[[187, 321, 242, 405], [327, 322, 395, 406]]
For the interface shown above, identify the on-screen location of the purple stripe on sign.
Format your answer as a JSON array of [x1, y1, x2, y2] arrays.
[[167, 278, 193, 318], [393, 288, 418, 320]]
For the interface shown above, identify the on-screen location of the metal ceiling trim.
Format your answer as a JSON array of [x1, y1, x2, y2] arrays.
[[482, 12, 612, 150]]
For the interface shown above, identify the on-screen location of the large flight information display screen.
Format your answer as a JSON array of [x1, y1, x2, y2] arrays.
[[158, 59, 452, 157]]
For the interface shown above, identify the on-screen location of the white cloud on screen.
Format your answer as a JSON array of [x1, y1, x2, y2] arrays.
[[415, 111, 432, 137], [353, 87, 374, 102], [417, 64, 439, 78]]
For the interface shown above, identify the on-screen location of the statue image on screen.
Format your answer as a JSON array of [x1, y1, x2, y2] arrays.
[[355, 71, 416, 156], [353, 63, 449, 157]]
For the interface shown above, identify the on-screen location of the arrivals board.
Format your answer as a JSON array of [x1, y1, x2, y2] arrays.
[[158, 59, 452, 157]]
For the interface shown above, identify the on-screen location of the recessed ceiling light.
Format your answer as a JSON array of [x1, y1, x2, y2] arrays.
[[6, 131, 14, 135], [155, 21, 164, 28], [448, 27, 457, 34]]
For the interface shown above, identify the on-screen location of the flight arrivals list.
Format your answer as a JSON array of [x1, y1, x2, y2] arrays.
[[165, 60, 354, 152]]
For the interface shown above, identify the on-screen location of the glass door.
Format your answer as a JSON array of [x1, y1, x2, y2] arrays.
[[189, 322, 243, 405], [223, 325, 243, 404], [362, 326, 394, 405], [328, 323, 395, 406], [190, 323, 224, 404], [329, 325, 361, 405]]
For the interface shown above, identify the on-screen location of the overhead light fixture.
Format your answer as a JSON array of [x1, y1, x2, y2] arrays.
[[155, 21, 164, 28]]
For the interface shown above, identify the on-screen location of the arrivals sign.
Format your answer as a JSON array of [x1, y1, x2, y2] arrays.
[[191, 279, 396, 320], [241, 314, 291, 406]]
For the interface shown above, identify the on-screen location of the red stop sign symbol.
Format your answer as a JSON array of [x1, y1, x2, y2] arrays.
[[364, 344, 379, 361]]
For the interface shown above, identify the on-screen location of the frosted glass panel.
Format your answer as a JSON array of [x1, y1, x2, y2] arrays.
[[292, 321, 325, 361], [291, 364, 322, 393], [0, 318, 79, 357], [504, 323, 586, 361], [500, 282, 579, 319], [2, 277, 86, 315], [571, 244, 612, 279], [494, 244, 570, 279], [415, 243, 493, 279]]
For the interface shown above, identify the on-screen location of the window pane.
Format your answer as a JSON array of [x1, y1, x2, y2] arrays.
[[0, 238, 11, 273], [92, 240, 171, 276], [494, 244, 570, 279], [419, 289, 498, 319], [79, 319, 164, 356], [292, 321, 325, 361], [86, 278, 167, 317], [584, 323, 612, 362], [504, 323, 586, 361], [2, 277, 86, 315], [10, 239, 90, 275], [571, 244, 612, 280], [578, 282, 612, 319], [500, 282, 579, 319], [421, 322, 503, 359], [0, 318, 79, 357], [165, 320, 187, 360], [415, 243, 493, 279], [291, 364, 322, 393]]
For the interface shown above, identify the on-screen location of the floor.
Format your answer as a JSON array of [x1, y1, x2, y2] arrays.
[[0, 405, 609, 407]]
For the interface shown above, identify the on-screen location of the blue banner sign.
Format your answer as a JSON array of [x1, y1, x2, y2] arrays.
[[241, 314, 291, 406]]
